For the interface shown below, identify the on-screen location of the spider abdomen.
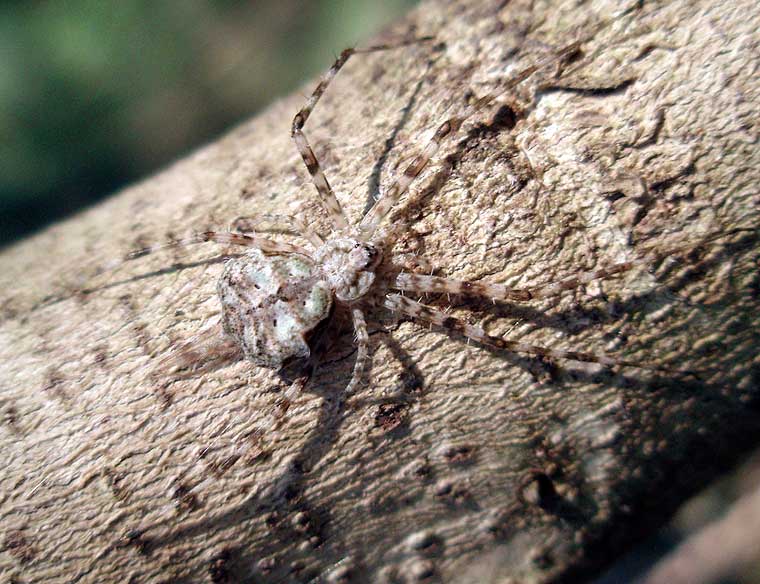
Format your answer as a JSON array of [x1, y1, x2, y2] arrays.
[[218, 249, 333, 369]]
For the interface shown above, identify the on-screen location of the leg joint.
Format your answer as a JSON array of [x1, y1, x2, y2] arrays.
[[292, 112, 306, 134]]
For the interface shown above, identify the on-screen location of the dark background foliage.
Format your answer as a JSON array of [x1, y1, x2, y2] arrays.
[[0, 0, 417, 246]]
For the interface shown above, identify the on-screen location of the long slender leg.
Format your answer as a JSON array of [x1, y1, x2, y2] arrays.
[[230, 213, 324, 249], [345, 307, 370, 395], [267, 367, 314, 432], [155, 318, 242, 380], [359, 41, 582, 238], [254, 303, 346, 435], [185, 312, 339, 486], [125, 231, 310, 262], [392, 261, 639, 302], [391, 228, 759, 303], [384, 293, 670, 371], [82, 232, 311, 299], [292, 37, 433, 230]]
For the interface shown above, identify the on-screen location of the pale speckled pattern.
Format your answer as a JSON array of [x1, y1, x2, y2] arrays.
[[218, 249, 332, 368]]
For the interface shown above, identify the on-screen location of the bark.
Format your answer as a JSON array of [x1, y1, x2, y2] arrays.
[[642, 465, 760, 584], [1, 0, 759, 582]]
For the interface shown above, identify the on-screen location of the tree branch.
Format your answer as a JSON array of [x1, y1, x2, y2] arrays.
[[1, 0, 759, 582]]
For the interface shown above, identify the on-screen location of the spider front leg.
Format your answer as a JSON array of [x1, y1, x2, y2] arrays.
[[291, 37, 433, 230], [390, 228, 758, 304], [384, 294, 666, 372], [359, 41, 583, 238]]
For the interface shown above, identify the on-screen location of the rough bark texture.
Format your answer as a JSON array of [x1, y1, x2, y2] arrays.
[[1, 0, 759, 582]]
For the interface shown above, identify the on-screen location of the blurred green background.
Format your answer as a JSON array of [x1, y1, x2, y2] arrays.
[[0, 0, 419, 247]]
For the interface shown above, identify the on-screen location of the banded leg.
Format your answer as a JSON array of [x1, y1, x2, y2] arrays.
[[359, 41, 582, 238], [384, 294, 662, 371], [156, 318, 242, 379], [126, 231, 310, 262], [230, 213, 324, 249], [391, 228, 760, 303], [267, 368, 313, 433], [292, 37, 433, 230], [345, 307, 370, 395], [391, 260, 640, 303]]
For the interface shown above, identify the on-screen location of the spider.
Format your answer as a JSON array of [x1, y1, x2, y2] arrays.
[[124, 35, 709, 432]]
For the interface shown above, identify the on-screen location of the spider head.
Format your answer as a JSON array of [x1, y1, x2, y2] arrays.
[[315, 237, 382, 303]]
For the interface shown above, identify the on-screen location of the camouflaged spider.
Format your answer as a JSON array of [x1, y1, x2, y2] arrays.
[[130, 36, 693, 428]]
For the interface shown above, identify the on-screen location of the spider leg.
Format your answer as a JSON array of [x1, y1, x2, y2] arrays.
[[155, 318, 241, 380], [384, 293, 663, 371], [345, 307, 370, 395], [392, 228, 760, 304], [359, 41, 582, 238], [267, 366, 314, 432], [393, 272, 534, 302], [396, 253, 434, 274], [391, 260, 640, 303], [125, 230, 310, 262], [292, 37, 433, 231], [230, 213, 324, 249]]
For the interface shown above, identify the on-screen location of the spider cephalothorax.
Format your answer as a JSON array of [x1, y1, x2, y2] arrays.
[[313, 237, 382, 302]]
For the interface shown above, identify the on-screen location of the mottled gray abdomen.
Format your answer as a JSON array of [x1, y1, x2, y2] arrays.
[[217, 249, 333, 369]]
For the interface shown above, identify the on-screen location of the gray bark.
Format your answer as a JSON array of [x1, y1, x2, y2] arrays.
[[1, 0, 759, 582], [642, 461, 760, 584]]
